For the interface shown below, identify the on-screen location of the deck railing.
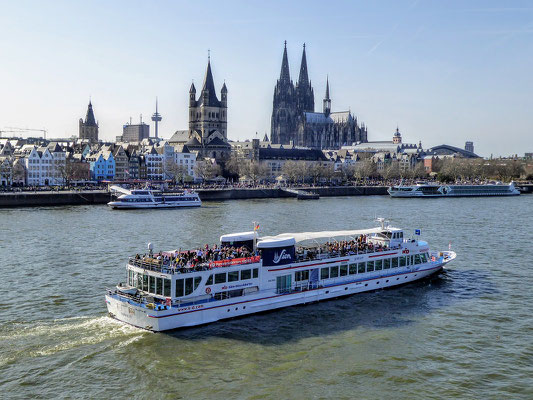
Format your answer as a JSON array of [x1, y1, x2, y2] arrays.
[[128, 246, 403, 274], [128, 255, 261, 274], [295, 245, 401, 262]]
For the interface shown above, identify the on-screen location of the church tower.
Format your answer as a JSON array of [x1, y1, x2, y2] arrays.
[[79, 101, 98, 142], [393, 127, 402, 144], [323, 77, 331, 117], [296, 44, 314, 114], [271, 41, 298, 145], [188, 57, 228, 142]]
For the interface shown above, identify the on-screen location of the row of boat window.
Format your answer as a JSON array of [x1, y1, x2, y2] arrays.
[[316, 253, 429, 280], [205, 268, 259, 285], [128, 268, 260, 299], [176, 276, 202, 297], [128, 271, 172, 297], [451, 188, 509, 193], [121, 198, 153, 202], [154, 197, 197, 201], [121, 197, 197, 202]]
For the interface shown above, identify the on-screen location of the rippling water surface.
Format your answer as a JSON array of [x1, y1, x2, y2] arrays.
[[1, 196, 532, 399]]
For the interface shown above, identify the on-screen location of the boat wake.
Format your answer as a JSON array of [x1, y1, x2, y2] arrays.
[[0, 315, 148, 367]]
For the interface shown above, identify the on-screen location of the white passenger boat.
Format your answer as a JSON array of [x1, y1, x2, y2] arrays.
[[105, 219, 456, 331], [388, 182, 520, 197], [107, 186, 201, 209]]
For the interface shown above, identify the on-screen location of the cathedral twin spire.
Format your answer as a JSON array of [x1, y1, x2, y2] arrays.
[[276, 41, 315, 113], [279, 41, 291, 83], [298, 43, 310, 88], [272, 42, 367, 148], [296, 43, 314, 113]]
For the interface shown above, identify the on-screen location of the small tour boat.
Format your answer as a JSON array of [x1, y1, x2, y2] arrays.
[[105, 219, 456, 331], [107, 186, 201, 209]]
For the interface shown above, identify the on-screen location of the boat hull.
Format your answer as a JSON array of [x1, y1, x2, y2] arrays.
[[107, 201, 201, 209], [388, 188, 520, 198], [106, 257, 451, 332]]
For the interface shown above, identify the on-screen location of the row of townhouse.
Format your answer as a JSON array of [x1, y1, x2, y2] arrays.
[[0, 140, 77, 186], [84, 142, 197, 182], [0, 138, 197, 186]]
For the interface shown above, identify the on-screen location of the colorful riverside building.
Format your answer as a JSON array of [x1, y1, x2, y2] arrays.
[[87, 150, 115, 181]]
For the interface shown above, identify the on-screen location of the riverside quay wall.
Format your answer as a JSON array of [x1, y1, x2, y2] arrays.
[[197, 186, 388, 201], [0, 186, 389, 207], [0, 190, 112, 208]]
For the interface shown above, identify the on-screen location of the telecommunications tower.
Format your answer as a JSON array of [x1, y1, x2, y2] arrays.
[[151, 97, 162, 139]]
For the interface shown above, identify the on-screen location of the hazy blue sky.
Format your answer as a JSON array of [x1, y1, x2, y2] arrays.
[[1, 0, 532, 156]]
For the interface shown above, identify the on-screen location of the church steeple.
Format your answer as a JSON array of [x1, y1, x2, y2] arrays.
[[296, 43, 314, 113], [323, 76, 331, 117], [298, 43, 309, 87], [279, 40, 291, 83], [79, 101, 98, 142], [188, 55, 228, 149], [271, 41, 297, 145], [200, 57, 220, 107], [85, 101, 97, 126]]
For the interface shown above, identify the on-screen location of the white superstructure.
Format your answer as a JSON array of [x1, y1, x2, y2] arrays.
[[105, 221, 456, 331], [388, 182, 520, 197], [107, 186, 201, 209]]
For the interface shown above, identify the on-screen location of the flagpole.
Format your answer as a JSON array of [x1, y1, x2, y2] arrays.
[[253, 221, 258, 252]]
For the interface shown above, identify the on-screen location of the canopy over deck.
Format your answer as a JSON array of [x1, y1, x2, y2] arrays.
[[220, 231, 256, 243], [256, 237, 296, 248], [109, 185, 132, 195], [261, 227, 401, 243]]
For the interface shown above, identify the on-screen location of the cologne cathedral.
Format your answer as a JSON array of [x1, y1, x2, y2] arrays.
[[270, 42, 367, 149]]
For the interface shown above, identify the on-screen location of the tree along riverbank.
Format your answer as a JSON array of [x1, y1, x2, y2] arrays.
[[0, 186, 389, 208]]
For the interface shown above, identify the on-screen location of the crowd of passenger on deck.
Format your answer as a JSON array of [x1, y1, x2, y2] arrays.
[[297, 235, 393, 260], [326, 235, 390, 254], [133, 244, 255, 271], [132, 234, 397, 270]]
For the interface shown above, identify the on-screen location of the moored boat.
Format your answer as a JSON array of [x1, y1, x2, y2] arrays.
[[107, 186, 201, 209], [105, 219, 456, 331], [388, 182, 520, 197]]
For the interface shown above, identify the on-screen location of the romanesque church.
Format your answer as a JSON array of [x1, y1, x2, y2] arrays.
[[271, 42, 368, 149], [186, 58, 231, 159]]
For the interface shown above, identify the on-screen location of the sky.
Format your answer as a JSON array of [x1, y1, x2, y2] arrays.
[[1, 0, 532, 157]]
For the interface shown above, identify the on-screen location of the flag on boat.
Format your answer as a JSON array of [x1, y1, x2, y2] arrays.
[[449, 242, 452, 250], [254, 223, 260, 231], [415, 229, 421, 235]]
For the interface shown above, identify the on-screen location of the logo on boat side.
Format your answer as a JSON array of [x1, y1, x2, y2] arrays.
[[273, 249, 292, 264]]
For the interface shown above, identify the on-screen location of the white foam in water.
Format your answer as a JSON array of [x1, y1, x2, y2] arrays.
[[1, 315, 148, 359]]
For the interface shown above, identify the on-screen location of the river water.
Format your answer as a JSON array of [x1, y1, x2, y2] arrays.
[[1, 196, 532, 399]]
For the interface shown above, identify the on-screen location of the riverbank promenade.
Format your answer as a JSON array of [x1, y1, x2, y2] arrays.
[[0, 186, 389, 207]]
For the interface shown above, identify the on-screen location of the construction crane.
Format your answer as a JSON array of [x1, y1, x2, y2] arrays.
[[0, 129, 22, 138], [2, 127, 48, 139]]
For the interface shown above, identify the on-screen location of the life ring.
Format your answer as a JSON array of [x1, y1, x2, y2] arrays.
[[205, 287, 212, 294]]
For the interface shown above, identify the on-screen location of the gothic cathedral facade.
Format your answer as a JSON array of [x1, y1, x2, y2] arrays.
[[271, 42, 367, 149]]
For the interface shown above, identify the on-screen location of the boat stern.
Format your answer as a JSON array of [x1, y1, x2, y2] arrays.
[[105, 292, 161, 331]]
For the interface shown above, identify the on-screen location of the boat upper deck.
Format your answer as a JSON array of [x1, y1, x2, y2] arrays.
[[128, 231, 408, 275]]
